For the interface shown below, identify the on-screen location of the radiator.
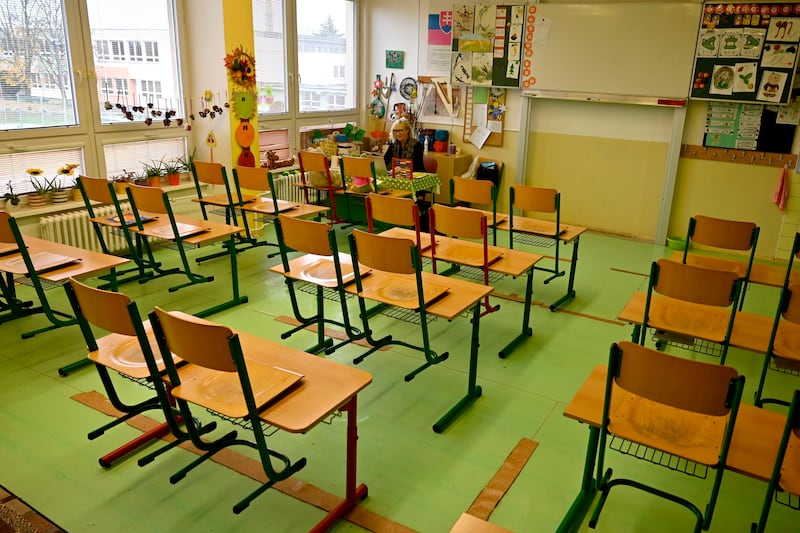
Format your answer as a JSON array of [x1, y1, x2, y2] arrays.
[[271, 171, 306, 203], [39, 203, 132, 254]]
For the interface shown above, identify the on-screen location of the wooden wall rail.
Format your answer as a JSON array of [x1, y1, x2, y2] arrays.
[[680, 144, 797, 169]]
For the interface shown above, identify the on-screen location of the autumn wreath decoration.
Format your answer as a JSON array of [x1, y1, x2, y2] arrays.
[[224, 46, 256, 89]]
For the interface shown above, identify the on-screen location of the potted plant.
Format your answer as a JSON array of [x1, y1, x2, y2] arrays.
[[27, 170, 56, 207], [142, 160, 164, 187], [3, 181, 20, 208], [162, 157, 184, 186], [112, 170, 136, 193]]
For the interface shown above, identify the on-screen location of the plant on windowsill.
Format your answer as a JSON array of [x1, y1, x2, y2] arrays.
[[3, 181, 20, 207], [111, 170, 137, 193], [162, 157, 185, 186], [27, 172, 56, 208], [142, 160, 164, 187]]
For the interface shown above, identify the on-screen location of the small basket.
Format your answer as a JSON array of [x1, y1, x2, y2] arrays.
[[666, 236, 687, 250]]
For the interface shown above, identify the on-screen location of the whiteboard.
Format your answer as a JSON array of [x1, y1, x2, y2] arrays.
[[521, 3, 702, 99]]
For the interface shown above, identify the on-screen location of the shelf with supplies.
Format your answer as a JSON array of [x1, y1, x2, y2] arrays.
[[680, 143, 797, 168]]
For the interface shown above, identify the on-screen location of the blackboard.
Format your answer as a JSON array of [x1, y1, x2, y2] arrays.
[[520, 3, 702, 100], [690, 2, 800, 104]]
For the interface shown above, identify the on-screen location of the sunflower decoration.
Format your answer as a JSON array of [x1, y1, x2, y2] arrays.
[[224, 46, 257, 89]]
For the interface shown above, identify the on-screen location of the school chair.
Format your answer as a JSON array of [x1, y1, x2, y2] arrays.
[[590, 341, 744, 532], [429, 203, 500, 315], [63, 278, 203, 468], [679, 214, 759, 310], [77, 175, 173, 285], [754, 282, 800, 408], [297, 150, 343, 224], [507, 184, 563, 281], [639, 258, 741, 364], [752, 388, 800, 532], [148, 306, 307, 513], [450, 157, 503, 244], [338, 155, 385, 227], [190, 160, 256, 262], [365, 192, 428, 252], [271, 214, 362, 354]]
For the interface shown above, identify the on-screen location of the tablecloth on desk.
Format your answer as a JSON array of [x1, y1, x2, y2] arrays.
[[377, 173, 440, 195]]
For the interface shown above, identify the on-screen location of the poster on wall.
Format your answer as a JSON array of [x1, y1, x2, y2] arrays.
[[691, 2, 800, 104], [450, 4, 525, 88]]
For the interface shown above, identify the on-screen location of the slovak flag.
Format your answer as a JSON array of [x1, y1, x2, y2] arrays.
[[428, 11, 452, 45]]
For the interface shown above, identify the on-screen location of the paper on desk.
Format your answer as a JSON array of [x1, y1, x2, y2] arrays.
[[469, 125, 491, 149]]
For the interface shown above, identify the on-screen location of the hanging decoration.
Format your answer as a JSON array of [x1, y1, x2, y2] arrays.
[[226, 45, 259, 167], [223, 46, 257, 89]]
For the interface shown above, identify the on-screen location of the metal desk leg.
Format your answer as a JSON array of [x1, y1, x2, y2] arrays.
[[195, 235, 249, 318], [433, 302, 483, 433], [310, 396, 368, 533], [556, 425, 599, 533], [550, 236, 581, 311], [499, 267, 534, 358]]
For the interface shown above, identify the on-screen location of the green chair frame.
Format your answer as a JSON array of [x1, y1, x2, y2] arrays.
[[149, 306, 306, 514], [591, 341, 744, 532], [508, 184, 564, 282], [752, 388, 800, 532], [754, 280, 800, 408], [273, 214, 362, 354]]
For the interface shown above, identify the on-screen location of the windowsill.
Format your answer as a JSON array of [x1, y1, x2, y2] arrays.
[[3, 179, 198, 221]]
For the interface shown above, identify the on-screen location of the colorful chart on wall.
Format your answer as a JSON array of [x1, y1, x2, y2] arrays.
[[450, 4, 525, 87], [691, 2, 800, 104], [463, 87, 506, 146]]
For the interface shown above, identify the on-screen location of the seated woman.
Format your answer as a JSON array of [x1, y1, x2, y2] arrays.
[[383, 118, 425, 175]]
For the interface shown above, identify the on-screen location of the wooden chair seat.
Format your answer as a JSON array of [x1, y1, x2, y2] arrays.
[[89, 321, 160, 380], [356, 272, 450, 310], [271, 252, 360, 288], [456, 206, 507, 227], [431, 239, 503, 268], [195, 191, 255, 207], [678, 253, 749, 278], [508, 216, 564, 238], [645, 294, 733, 343]]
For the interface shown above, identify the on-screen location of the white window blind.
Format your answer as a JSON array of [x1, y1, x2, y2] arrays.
[[104, 137, 187, 178], [0, 148, 85, 196]]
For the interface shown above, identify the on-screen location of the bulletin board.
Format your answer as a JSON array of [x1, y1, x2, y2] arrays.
[[690, 2, 800, 104], [450, 4, 526, 88], [464, 86, 506, 146]]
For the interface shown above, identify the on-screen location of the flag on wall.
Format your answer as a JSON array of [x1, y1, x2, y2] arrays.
[[428, 12, 452, 45]]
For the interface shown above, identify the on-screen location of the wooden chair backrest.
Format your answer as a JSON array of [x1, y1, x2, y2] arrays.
[[340, 156, 376, 181], [351, 229, 416, 275], [232, 165, 270, 192], [613, 341, 739, 416], [276, 214, 333, 257], [366, 193, 418, 229], [298, 150, 330, 174], [67, 278, 138, 336], [192, 161, 227, 186], [690, 215, 758, 251], [0, 211, 14, 243], [511, 184, 558, 214], [652, 258, 738, 307], [152, 307, 235, 372], [127, 183, 168, 215], [78, 175, 115, 204], [430, 204, 485, 241], [451, 176, 494, 205]]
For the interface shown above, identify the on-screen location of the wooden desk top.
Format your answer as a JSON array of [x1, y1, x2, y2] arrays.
[[565, 364, 786, 482], [668, 250, 800, 288], [0, 237, 129, 282], [495, 216, 586, 243], [344, 269, 492, 321], [617, 291, 774, 354], [453, 206, 508, 228], [192, 192, 257, 207], [240, 198, 329, 219], [238, 329, 372, 432], [449, 513, 514, 533], [132, 215, 243, 246], [381, 227, 543, 277]]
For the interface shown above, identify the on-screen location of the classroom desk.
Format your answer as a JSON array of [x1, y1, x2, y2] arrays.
[[495, 217, 587, 311], [201, 327, 371, 531], [617, 291, 774, 356], [342, 258, 493, 433], [668, 250, 800, 288], [558, 364, 786, 532], [380, 226, 543, 358], [130, 215, 247, 318], [0, 236, 128, 340]]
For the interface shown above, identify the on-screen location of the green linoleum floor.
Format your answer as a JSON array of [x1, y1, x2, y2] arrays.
[[1, 225, 797, 532]]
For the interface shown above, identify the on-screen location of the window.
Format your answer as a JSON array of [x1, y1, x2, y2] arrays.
[[95, 40, 110, 60], [128, 40, 143, 61], [252, 0, 358, 152], [104, 138, 186, 177], [140, 80, 162, 100], [144, 41, 160, 62], [110, 39, 125, 60], [0, 149, 85, 195]]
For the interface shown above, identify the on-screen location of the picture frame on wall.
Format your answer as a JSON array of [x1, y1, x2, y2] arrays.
[[386, 50, 405, 69]]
